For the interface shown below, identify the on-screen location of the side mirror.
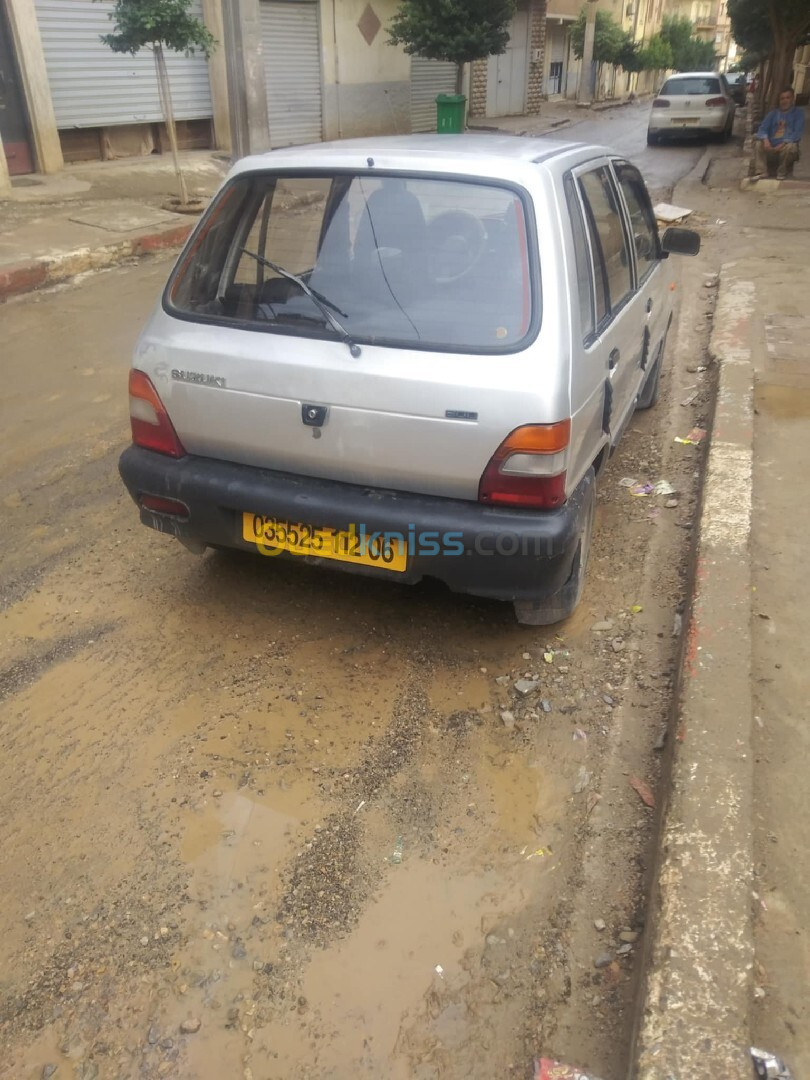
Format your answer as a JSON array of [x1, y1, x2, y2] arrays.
[[661, 226, 700, 257]]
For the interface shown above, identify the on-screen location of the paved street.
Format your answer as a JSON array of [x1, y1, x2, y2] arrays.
[[552, 101, 707, 200], [0, 113, 752, 1080]]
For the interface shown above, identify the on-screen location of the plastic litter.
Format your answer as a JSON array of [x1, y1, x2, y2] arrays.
[[573, 728, 588, 741], [535, 1059, 605, 1080], [631, 483, 654, 497], [619, 477, 637, 487], [629, 776, 655, 808], [751, 1047, 793, 1079], [652, 201, 694, 224], [543, 651, 554, 664], [434, 964, 444, 979], [525, 847, 549, 860], [390, 837, 403, 864], [675, 427, 707, 446], [631, 604, 643, 614], [653, 480, 676, 496]]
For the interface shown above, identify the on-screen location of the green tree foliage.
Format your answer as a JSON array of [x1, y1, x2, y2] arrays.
[[388, 0, 516, 94], [660, 15, 716, 71], [99, 0, 215, 205], [728, 0, 810, 107], [570, 8, 626, 66], [100, 0, 215, 56], [638, 33, 674, 73]]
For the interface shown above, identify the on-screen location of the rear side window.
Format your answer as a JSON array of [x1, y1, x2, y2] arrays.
[[167, 172, 536, 352], [661, 77, 721, 96], [578, 167, 633, 318], [613, 162, 659, 282]]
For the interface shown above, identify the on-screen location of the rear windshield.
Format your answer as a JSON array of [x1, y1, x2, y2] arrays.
[[167, 172, 535, 352], [661, 76, 721, 96]]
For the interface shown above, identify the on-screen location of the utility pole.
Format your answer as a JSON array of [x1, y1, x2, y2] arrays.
[[221, 0, 271, 160], [577, 0, 598, 105]]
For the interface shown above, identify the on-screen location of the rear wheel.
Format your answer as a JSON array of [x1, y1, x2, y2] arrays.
[[513, 472, 596, 626]]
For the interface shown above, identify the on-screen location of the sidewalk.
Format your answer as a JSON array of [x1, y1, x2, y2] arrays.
[[468, 93, 647, 137], [633, 143, 810, 1078], [0, 151, 228, 300]]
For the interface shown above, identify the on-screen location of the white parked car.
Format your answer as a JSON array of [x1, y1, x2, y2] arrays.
[[647, 71, 736, 145], [119, 136, 699, 625]]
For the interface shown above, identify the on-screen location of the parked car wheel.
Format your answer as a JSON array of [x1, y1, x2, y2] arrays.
[[646, 131, 660, 146], [513, 471, 596, 626]]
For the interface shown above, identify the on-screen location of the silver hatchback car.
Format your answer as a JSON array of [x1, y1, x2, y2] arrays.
[[119, 135, 698, 624]]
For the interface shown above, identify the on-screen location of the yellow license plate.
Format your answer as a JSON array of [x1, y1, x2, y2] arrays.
[[242, 514, 408, 573]]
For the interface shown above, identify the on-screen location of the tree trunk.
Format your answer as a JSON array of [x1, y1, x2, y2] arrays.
[[154, 44, 189, 207]]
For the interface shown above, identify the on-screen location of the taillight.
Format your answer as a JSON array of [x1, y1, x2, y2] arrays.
[[653, 98, 670, 108], [129, 369, 186, 457], [705, 97, 727, 108], [478, 421, 570, 510]]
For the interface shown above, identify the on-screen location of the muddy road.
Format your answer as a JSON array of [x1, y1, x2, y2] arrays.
[[0, 244, 718, 1080]]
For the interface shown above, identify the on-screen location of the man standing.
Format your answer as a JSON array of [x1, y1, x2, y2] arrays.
[[753, 88, 805, 180]]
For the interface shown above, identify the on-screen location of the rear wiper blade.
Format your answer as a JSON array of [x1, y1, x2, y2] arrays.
[[240, 249, 361, 357]]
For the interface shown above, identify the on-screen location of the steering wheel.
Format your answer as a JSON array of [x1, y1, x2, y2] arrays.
[[429, 210, 487, 284]]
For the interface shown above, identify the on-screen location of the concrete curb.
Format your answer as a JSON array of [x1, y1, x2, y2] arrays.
[[0, 220, 193, 302], [632, 268, 756, 1078]]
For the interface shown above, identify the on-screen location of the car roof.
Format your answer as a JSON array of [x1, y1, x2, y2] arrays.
[[230, 135, 616, 182]]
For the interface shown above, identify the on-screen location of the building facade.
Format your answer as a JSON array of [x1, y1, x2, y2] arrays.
[[0, 0, 556, 179]]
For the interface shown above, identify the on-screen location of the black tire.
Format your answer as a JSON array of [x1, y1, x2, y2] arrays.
[[513, 472, 596, 626]]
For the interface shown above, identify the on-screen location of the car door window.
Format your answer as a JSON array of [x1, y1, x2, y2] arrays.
[[564, 175, 594, 340], [578, 167, 633, 318], [613, 162, 659, 283]]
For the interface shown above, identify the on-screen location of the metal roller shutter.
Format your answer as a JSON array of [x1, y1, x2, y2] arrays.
[[261, 0, 322, 148], [410, 57, 457, 132], [34, 0, 212, 129]]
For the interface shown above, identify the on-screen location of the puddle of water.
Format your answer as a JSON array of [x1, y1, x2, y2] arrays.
[[426, 670, 492, 715], [249, 856, 531, 1078]]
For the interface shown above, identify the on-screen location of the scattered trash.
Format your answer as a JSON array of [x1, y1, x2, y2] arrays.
[[501, 710, 516, 730], [434, 964, 444, 979], [631, 604, 643, 614], [591, 620, 614, 632], [543, 651, 554, 664], [353, 800, 366, 816], [674, 427, 707, 446], [751, 1047, 793, 1079], [515, 679, 540, 695], [535, 1059, 605, 1080], [653, 480, 676, 496], [672, 612, 683, 637], [573, 765, 592, 794], [619, 476, 637, 487], [573, 728, 588, 741], [715, 218, 727, 226], [390, 837, 403, 864], [652, 201, 694, 224], [525, 847, 549, 860], [629, 776, 655, 808], [631, 482, 654, 497]]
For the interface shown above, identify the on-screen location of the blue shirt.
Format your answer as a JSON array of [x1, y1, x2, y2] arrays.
[[757, 106, 805, 146]]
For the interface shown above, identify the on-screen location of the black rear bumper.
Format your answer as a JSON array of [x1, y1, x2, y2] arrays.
[[118, 445, 592, 602]]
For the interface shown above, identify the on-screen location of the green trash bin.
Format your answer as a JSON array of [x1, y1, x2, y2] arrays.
[[436, 94, 466, 134]]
